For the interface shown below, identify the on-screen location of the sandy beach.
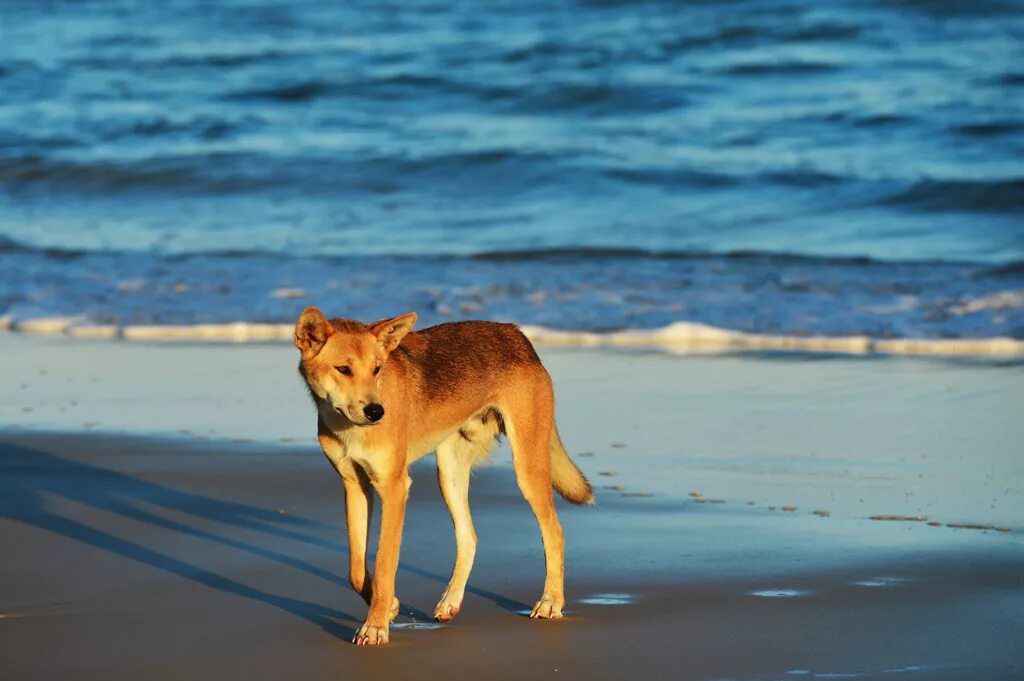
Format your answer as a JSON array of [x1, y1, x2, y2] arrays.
[[1, 334, 1022, 680], [4, 1, 1023, 678]]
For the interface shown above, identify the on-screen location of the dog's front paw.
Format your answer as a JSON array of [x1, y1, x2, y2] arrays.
[[353, 621, 390, 646], [433, 590, 463, 622], [530, 596, 564, 619]]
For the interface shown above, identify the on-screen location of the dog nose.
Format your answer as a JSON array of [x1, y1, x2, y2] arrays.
[[363, 403, 384, 422]]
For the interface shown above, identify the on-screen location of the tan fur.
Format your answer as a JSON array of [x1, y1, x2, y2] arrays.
[[295, 307, 592, 645]]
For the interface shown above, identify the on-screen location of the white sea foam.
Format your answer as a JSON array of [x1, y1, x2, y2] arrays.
[[1, 317, 1022, 355], [121, 323, 294, 342], [67, 324, 121, 339], [519, 322, 1024, 356], [950, 290, 1024, 315], [12, 316, 87, 334], [269, 287, 307, 300], [749, 589, 810, 598]]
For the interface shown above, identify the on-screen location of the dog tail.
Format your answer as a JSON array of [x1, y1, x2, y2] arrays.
[[550, 424, 594, 505]]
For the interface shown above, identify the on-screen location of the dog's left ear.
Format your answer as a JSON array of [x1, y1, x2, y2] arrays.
[[370, 312, 417, 352]]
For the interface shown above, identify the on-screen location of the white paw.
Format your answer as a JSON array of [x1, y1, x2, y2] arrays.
[[433, 591, 463, 622], [353, 622, 390, 646], [530, 596, 564, 619]]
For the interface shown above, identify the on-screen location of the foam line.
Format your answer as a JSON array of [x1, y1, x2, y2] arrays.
[[120, 323, 294, 341], [2, 315, 1024, 356], [2, 317, 1022, 356], [519, 322, 1024, 355]]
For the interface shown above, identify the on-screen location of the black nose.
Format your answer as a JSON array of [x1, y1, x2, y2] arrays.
[[363, 403, 384, 422]]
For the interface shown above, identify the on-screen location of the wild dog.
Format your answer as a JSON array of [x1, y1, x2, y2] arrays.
[[294, 308, 593, 645]]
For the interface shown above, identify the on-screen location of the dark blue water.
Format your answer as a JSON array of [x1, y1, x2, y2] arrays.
[[1, 0, 1022, 337]]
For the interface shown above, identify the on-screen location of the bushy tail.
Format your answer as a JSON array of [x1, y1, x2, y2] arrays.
[[550, 425, 594, 505]]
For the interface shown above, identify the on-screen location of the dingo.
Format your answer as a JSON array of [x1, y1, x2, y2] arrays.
[[295, 308, 593, 645]]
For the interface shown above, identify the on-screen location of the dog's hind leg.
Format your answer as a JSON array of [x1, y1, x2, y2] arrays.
[[501, 372, 566, 620], [433, 416, 497, 622]]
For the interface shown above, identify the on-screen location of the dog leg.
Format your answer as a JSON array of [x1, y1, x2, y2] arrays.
[[319, 427, 399, 623], [503, 380, 566, 620], [433, 438, 477, 622], [341, 471, 374, 603], [353, 471, 410, 646]]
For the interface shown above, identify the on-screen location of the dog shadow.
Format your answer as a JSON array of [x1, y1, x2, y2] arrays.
[[0, 441, 526, 638]]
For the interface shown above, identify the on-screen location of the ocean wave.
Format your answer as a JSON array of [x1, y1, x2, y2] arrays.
[[3, 316, 1021, 356], [0, 235, 28, 253], [2, 0, 1022, 277], [0, 235, 87, 260], [777, 22, 863, 43], [949, 290, 1024, 316], [817, 111, 914, 128], [950, 121, 1024, 138], [470, 247, 880, 266], [96, 115, 248, 142], [658, 25, 761, 51], [70, 43, 317, 72], [505, 81, 690, 115], [0, 155, 267, 194], [499, 40, 585, 64], [228, 73, 694, 116], [1, 231, 1003, 270], [7, 148, 1019, 213], [0, 145, 905, 202], [978, 261, 1024, 278], [2, 240, 1019, 347], [715, 60, 841, 76], [601, 166, 737, 188], [882, 0, 1022, 18], [880, 178, 1024, 214], [594, 164, 840, 189], [0, 147, 560, 196], [230, 78, 333, 103], [228, 73, 511, 105], [0, 234, 971, 267], [157, 49, 289, 69], [995, 72, 1024, 87], [659, 21, 861, 51]]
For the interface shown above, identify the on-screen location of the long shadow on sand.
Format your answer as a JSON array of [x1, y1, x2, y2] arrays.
[[0, 441, 528, 639], [0, 442, 363, 639]]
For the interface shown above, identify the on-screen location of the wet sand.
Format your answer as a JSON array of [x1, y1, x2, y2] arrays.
[[2, 432, 1022, 680], [1, 335, 1022, 679]]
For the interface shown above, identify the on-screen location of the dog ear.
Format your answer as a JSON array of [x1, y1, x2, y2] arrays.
[[295, 307, 334, 358], [370, 312, 417, 352]]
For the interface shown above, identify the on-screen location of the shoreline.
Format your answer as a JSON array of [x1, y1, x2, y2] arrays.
[[3, 316, 1024, 356]]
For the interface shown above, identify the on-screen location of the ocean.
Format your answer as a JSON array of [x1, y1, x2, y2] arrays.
[[1, 0, 1022, 340]]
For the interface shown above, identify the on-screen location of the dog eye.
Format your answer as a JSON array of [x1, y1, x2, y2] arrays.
[[335, 366, 352, 376], [373, 366, 381, 375]]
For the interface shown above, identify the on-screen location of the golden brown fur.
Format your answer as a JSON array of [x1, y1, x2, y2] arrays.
[[294, 307, 592, 645]]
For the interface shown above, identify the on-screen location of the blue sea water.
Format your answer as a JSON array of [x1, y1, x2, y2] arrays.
[[1, 0, 1022, 338]]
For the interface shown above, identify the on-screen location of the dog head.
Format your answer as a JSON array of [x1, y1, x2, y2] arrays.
[[295, 307, 417, 426]]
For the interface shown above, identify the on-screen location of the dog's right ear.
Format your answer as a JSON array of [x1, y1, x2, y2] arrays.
[[295, 307, 334, 359]]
